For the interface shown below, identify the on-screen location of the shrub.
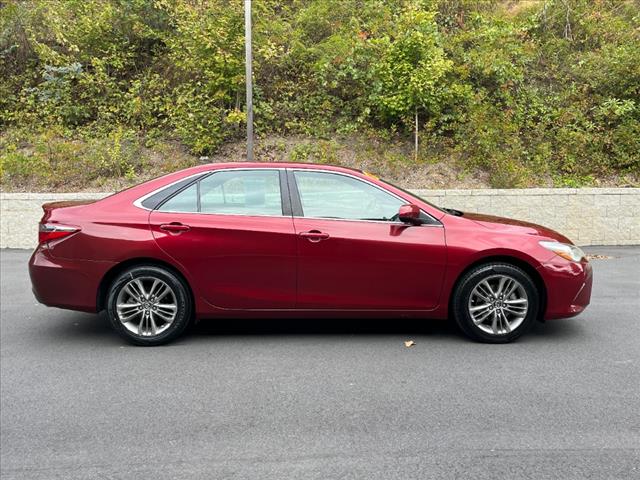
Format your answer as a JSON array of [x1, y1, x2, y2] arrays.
[[0, 0, 638, 189]]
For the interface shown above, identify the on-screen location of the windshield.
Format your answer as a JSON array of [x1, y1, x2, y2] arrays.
[[376, 177, 446, 214]]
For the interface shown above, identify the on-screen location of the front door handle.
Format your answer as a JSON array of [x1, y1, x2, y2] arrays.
[[299, 230, 330, 242], [160, 222, 191, 234]]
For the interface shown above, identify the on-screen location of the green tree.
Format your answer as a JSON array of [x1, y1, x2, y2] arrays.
[[369, 3, 468, 159]]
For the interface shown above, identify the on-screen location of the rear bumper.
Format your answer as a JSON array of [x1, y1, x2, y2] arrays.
[[29, 246, 114, 313], [540, 258, 593, 320]]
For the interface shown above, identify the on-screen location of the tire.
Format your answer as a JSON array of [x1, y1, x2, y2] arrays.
[[106, 265, 192, 346], [451, 263, 539, 344]]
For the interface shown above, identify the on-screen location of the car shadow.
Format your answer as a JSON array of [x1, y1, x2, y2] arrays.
[[188, 315, 587, 344], [38, 309, 588, 346], [190, 316, 460, 338], [528, 316, 588, 342], [34, 310, 121, 346]]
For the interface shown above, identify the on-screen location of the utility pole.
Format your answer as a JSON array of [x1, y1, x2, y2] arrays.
[[414, 108, 419, 162], [244, 0, 254, 161]]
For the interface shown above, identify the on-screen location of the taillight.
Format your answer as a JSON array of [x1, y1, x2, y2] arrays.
[[38, 223, 80, 244]]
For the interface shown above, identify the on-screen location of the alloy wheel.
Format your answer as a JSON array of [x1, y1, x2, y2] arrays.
[[467, 274, 529, 335], [116, 276, 178, 337]]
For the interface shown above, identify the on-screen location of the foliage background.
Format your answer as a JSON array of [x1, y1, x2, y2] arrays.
[[1, 0, 638, 191]]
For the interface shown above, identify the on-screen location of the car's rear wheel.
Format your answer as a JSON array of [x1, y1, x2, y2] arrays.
[[106, 265, 192, 346], [452, 263, 539, 343]]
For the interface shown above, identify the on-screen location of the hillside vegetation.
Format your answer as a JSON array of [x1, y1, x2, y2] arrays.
[[1, 0, 639, 191]]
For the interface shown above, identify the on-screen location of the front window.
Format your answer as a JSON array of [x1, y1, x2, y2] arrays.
[[294, 171, 404, 221], [158, 169, 283, 216]]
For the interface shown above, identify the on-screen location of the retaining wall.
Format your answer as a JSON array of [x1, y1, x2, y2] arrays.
[[1, 188, 638, 249], [414, 188, 639, 247]]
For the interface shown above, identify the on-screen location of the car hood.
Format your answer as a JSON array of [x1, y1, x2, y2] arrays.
[[462, 212, 573, 243]]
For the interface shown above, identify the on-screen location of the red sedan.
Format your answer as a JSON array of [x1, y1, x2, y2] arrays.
[[29, 163, 593, 345]]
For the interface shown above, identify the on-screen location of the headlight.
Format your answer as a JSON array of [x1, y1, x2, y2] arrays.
[[539, 241, 586, 262]]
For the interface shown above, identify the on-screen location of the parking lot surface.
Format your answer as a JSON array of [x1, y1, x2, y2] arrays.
[[1, 247, 639, 479]]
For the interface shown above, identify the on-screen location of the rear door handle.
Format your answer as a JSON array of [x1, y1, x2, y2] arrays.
[[160, 222, 191, 234], [299, 230, 330, 242]]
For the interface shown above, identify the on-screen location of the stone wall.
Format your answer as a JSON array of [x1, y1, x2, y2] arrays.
[[1, 193, 107, 250], [1, 188, 639, 249], [413, 188, 639, 247]]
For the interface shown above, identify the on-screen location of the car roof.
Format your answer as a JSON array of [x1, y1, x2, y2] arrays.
[[200, 162, 364, 174]]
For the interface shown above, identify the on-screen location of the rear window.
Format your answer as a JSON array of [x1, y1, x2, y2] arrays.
[[140, 175, 204, 210], [154, 169, 283, 216]]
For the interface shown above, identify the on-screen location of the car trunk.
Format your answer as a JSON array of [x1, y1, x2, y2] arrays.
[[41, 200, 97, 222]]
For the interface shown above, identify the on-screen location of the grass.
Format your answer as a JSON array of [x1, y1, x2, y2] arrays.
[[1, 128, 638, 192]]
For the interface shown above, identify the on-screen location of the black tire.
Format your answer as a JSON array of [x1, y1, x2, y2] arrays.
[[106, 265, 192, 346], [451, 263, 539, 343]]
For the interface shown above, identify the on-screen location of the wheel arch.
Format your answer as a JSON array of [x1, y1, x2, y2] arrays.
[[96, 257, 195, 314], [448, 255, 548, 321]]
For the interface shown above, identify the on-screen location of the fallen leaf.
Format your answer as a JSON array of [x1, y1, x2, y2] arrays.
[[404, 340, 415, 348]]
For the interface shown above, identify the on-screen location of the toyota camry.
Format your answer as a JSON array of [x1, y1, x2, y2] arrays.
[[29, 163, 592, 345]]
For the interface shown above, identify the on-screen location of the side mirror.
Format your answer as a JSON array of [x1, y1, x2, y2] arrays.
[[398, 204, 422, 225]]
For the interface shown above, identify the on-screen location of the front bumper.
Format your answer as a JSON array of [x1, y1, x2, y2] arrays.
[[29, 246, 115, 313], [540, 257, 593, 320]]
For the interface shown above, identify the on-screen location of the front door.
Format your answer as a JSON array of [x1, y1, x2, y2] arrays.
[[290, 170, 446, 310], [149, 169, 296, 309]]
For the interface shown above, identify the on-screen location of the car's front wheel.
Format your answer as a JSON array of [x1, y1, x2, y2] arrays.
[[106, 265, 192, 346], [452, 263, 540, 343]]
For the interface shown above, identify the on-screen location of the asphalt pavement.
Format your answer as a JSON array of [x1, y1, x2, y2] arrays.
[[1, 247, 639, 479]]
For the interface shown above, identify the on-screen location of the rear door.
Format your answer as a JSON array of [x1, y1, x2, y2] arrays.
[[289, 169, 446, 310], [149, 169, 296, 309]]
